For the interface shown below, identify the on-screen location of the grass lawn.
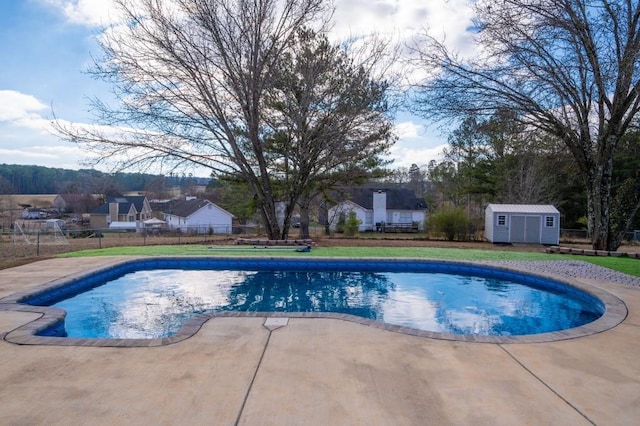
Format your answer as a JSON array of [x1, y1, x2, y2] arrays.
[[58, 245, 640, 277]]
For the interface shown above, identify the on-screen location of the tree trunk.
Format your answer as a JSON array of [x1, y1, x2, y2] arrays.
[[298, 196, 311, 239], [586, 157, 617, 251], [258, 197, 281, 240]]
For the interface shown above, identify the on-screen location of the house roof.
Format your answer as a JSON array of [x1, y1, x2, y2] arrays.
[[163, 199, 233, 218], [486, 204, 559, 214], [120, 195, 148, 212], [91, 196, 148, 215], [335, 187, 426, 211]]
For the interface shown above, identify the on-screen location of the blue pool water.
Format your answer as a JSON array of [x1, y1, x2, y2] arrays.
[[26, 258, 603, 339]]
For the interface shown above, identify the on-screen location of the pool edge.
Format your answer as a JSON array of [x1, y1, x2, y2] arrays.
[[1, 256, 629, 346]]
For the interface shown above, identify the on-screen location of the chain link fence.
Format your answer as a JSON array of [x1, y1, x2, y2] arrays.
[[0, 224, 331, 265], [1, 225, 637, 267]]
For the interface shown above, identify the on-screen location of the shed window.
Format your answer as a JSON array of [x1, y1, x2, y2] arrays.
[[497, 215, 507, 226], [545, 216, 555, 227]]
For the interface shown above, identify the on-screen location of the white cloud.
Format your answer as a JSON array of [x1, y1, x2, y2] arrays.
[[0, 147, 59, 160], [0, 90, 100, 169], [39, 0, 119, 26], [388, 143, 446, 168], [0, 90, 48, 122], [394, 121, 422, 139], [333, 0, 474, 48], [0, 144, 94, 169]]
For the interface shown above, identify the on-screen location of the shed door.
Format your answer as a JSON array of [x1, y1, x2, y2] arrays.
[[510, 215, 541, 243]]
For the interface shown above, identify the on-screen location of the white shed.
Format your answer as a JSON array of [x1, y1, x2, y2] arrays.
[[485, 204, 560, 245]]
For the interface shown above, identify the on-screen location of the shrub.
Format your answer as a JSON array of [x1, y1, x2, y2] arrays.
[[427, 207, 470, 241], [335, 214, 346, 233], [343, 211, 362, 237]]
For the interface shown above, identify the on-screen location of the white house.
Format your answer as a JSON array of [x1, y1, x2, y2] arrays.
[[485, 204, 560, 245], [328, 188, 427, 232], [163, 198, 234, 234]]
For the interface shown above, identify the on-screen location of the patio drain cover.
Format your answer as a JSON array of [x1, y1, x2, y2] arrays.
[[264, 317, 289, 330]]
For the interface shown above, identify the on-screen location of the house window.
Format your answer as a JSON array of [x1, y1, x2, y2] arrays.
[[365, 211, 373, 224], [545, 216, 555, 227], [399, 212, 412, 223], [497, 215, 507, 226]]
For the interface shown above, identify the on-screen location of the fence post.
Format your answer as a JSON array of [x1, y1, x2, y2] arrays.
[[36, 232, 40, 256], [99, 230, 102, 249]]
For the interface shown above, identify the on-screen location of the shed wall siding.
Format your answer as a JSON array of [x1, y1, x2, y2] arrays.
[[485, 209, 494, 241], [491, 215, 510, 243], [487, 212, 559, 244], [485, 204, 560, 244], [540, 214, 560, 244]]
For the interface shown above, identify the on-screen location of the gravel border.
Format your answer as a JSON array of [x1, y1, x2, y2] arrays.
[[482, 260, 640, 287]]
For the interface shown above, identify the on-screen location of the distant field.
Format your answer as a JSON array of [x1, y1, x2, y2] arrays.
[[1, 194, 57, 208]]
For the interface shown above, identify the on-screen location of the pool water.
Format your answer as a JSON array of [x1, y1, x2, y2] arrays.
[[43, 265, 603, 339]]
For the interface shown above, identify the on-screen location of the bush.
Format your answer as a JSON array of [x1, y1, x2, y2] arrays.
[[343, 211, 362, 237], [426, 208, 470, 241], [335, 214, 345, 233]]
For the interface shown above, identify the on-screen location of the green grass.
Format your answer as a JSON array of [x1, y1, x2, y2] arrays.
[[57, 245, 640, 277], [578, 256, 640, 277]]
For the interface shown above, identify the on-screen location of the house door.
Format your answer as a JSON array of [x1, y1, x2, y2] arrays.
[[510, 215, 541, 243]]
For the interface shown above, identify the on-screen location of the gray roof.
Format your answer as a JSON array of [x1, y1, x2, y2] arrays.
[[335, 187, 426, 211], [91, 196, 148, 215], [166, 199, 211, 218], [486, 204, 559, 214], [162, 199, 233, 218]]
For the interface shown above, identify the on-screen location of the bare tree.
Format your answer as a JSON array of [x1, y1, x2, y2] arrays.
[[411, 0, 640, 250], [54, 0, 329, 239]]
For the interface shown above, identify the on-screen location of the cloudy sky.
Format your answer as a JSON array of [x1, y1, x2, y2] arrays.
[[0, 0, 475, 175]]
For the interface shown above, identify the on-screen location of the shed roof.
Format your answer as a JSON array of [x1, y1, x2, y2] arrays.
[[486, 204, 559, 214]]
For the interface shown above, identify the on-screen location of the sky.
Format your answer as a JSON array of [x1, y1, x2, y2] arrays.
[[0, 0, 476, 176]]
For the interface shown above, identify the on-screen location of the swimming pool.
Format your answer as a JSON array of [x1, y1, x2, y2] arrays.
[[16, 257, 611, 342]]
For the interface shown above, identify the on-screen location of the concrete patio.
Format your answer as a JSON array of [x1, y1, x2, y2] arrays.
[[1, 256, 639, 425]]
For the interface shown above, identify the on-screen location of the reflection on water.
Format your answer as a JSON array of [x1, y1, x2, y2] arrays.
[[53, 270, 601, 339]]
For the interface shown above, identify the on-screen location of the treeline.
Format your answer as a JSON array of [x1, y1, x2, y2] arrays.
[[0, 164, 209, 195], [384, 110, 640, 234]]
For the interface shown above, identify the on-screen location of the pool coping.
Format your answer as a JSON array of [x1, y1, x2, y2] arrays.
[[0, 256, 629, 346]]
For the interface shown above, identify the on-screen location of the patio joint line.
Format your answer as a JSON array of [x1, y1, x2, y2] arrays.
[[234, 328, 273, 426], [498, 345, 596, 425]]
